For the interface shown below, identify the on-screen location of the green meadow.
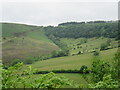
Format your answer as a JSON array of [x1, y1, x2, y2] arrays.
[[29, 48, 117, 71]]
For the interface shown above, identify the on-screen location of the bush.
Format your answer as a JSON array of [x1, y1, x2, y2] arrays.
[[51, 51, 58, 58], [93, 51, 99, 56], [80, 65, 88, 73], [11, 59, 22, 66], [89, 74, 119, 88], [100, 41, 110, 51], [24, 59, 34, 64], [91, 57, 111, 82], [2, 63, 73, 88]]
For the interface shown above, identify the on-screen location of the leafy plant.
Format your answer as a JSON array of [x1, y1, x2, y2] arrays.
[[93, 51, 99, 56], [89, 74, 119, 88], [90, 57, 111, 83], [2, 62, 72, 88]]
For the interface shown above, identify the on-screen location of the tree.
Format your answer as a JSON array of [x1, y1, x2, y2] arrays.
[[100, 43, 108, 51], [93, 51, 99, 56], [51, 51, 58, 58], [89, 74, 119, 88], [80, 65, 88, 73], [90, 57, 111, 82]]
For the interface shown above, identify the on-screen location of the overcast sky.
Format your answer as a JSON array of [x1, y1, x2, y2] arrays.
[[1, 0, 119, 26]]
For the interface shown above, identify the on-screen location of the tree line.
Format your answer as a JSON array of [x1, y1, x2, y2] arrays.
[[44, 21, 118, 39]]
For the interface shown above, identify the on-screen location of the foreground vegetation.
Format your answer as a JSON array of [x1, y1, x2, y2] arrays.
[[1, 51, 119, 88]]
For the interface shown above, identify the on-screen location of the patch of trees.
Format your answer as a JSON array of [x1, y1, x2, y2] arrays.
[[10, 50, 70, 65], [93, 51, 99, 56], [44, 21, 118, 39], [100, 39, 112, 51], [51, 50, 69, 58]]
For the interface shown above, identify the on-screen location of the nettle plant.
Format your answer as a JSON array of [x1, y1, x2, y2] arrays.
[[1, 62, 72, 88]]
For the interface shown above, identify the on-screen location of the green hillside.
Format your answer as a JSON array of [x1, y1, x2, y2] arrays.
[[21, 48, 117, 87], [60, 37, 118, 55], [2, 23, 60, 64], [26, 29, 52, 43], [29, 48, 117, 71], [2, 23, 36, 37]]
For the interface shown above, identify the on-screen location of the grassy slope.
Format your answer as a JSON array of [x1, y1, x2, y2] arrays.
[[30, 48, 117, 71], [60, 37, 118, 55], [2, 23, 36, 37], [26, 29, 52, 43], [2, 23, 60, 64], [22, 48, 117, 87]]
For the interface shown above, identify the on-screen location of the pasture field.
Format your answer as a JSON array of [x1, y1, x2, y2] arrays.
[[26, 28, 52, 43], [29, 48, 117, 71], [2, 23, 37, 37], [21, 48, 117, 88], [60, 37, 118, 55]]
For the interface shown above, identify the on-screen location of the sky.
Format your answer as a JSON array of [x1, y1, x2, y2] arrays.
[[0, 0, 119, 26]]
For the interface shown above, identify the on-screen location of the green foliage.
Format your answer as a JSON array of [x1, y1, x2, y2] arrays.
[[111, 51, 120, 80], [51, 50, 69, 58], [93, 51, 99, 56], [24, 59, 34, 64], [100, 42, 109, 50], [2, 63, 72, 88], [80, 65, 88, 73], [51, 51, 58, 58], [90, 57, 111, 83], [11, 59, 22, 66], [80, 38, 87, 44], [89, 74, 119, 88], [0, 63, 2, 89], [45, 21, 118, 39], [89, 52, 119, 88]]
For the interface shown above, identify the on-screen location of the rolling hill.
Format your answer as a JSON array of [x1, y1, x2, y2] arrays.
[[2, 23, 60, 64], [29, 48, 117, 71]]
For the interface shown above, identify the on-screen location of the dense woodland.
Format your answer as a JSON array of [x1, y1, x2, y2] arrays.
[[44, 21, 118, 39]]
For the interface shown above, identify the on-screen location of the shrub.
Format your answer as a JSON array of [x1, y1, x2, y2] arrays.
[[2, 63, 73, 88], [93, 51, 99, 56], [51, 51, 58, 58], [11, 59, 22, 66], [80, 65, 88, 73], [24, 59, 34, 64], [89, 74, 119, 88], [91, 57, 111, 82], [100, 43, 107, 50]]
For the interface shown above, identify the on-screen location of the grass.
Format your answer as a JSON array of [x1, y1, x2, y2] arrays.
[[26, 29, 52, 43], [2, 23, 60, 64], [60, 37, 118, 55], [21, 48, 117, 87], [29, 48, 117, 71], [56, 73, 89, 86], [2, 36, 60, 64], [2, 23, 37, 37]]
